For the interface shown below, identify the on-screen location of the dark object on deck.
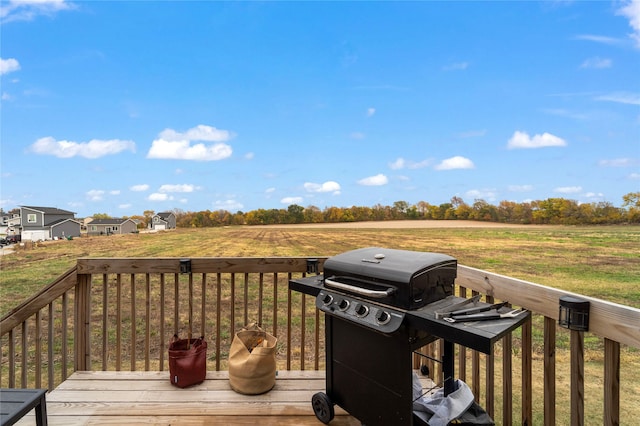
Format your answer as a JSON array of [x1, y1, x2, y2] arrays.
[[0, 388, 48, 426]]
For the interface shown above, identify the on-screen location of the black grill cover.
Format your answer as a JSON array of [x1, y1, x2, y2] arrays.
[[322, 247, 456, 310]]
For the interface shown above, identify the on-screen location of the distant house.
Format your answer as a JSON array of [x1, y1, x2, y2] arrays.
[[150, 212, 176, 230], [86, 218, 138, 236], [19, 206, 81, 241]]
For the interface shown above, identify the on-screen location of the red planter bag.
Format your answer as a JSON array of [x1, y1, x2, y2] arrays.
[[168, 334, 207, 388]]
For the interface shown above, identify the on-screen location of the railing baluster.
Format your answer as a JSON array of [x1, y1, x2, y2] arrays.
[[244, 272, 249, 326], [188, 273, 193, 339], [570, 329, 585, 426], [503, 333, 513, 426], [301, 293, 306, 371], [145, 273, 151, 371], [131, 273, 136, 371], [61, 291, 68, 380], [35, 309, 41, 388], [116, 274, 122, 371], [258, 273, 264, 326], [216, 272, 221, 371], [230, 273, 235, 336], [159, 274, 165, 371], [604, 338, 620, 425], [272, 273, 278, 338], [458, 286, 468, 383], [544, 316, 556, 425], [287, 287, 292, 370], [522, 315, 532, 425], [200, 273, 206, 338], [173, 273, 179, 335], [48, 302, 54, 391], [315, 308, 321, 370], [21, 321, 27, 388], [9, 328, 15, 387], [102, 274, 108, 371], [485, 294, 495, 418]]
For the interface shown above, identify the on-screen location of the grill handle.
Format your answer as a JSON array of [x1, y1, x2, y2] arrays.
[[324, 277, 396, 299]]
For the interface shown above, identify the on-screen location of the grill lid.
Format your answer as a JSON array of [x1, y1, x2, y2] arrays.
[[322, 247, 457, 309], [323, 247, 456, 283]]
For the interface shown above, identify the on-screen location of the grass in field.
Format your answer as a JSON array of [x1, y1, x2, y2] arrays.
[[2, 224, 639, 315]]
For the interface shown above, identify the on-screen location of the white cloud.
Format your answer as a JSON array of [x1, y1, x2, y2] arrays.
[[580, 57, 612, 68], [434, 156, 475, 170], [2, 92, 14, 101], [366, 107, 376, 117], [389, 157, 431, 170], [86, 189, 105, 201], [584, 192, 605, 199], [265, 187, 276, 193], [304, 181, 341, 194], [158, 184, 196, 193], [466, 189, 497, 201], [245, 152, 254, 160], [573, 34, 622, 45], [507, 131, 567, 149], [130, 184, 149, 192], [29, 136, 136, 158], [617, 0, 640, 48], [554, 186, 582, 194], [595, 92, 640, 105], [357, 174, 388, 186], [147, 124, 233, 161], [0, 58, 20, 75], [629, 172, 640, 179], [508, 185, 534, 192], [148, 193, 171, 201], [214, 199, 244, 211], [159, 125, 233, 142], [350, 132, 365, 140], [109, 190, 120, 195], [599, 158, 637, 167], [389, 158, 405, 170], [281, 196, 304, 204], [119, 203, 132, 209], [1, 0, 76, 24]]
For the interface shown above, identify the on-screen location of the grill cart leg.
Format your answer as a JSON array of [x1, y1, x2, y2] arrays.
[[312, 392, 335, 424]]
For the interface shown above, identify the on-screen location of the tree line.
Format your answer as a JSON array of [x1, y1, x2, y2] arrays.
[[158, 192, 640, 228]]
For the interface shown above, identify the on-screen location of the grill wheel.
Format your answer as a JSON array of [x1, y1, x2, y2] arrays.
[[312, 392, 335, 424]]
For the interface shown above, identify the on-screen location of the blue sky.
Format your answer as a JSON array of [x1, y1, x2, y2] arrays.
[[1, 0, 639, 218]]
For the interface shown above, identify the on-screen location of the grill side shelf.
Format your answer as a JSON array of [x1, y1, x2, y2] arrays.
[[289, 276, 324, 296], [407, 296, 530, 354]]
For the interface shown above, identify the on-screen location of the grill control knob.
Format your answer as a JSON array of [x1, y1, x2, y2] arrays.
[[376, 310, 391, 325], [322, 294, 333, 306], [338, 299, 350, 311], [355, 303, 369, 318]]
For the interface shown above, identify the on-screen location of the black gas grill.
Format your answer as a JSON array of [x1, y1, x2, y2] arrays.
[[289, 247, 530, 426]]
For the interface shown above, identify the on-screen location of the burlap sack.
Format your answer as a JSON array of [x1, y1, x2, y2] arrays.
[[228, 323, 277, 394]]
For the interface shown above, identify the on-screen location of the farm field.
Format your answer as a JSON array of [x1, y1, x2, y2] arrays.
[[2, 221, 638, 314], [1, 221, 639, 424]]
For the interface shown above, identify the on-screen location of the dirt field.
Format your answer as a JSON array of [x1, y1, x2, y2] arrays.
[[249, 220, 556, 229]]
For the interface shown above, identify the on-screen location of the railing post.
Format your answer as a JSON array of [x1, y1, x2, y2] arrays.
[[74, 273, 91, 371]]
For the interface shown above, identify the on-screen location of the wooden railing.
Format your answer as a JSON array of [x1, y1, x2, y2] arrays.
[[1, 257, 639, 425]]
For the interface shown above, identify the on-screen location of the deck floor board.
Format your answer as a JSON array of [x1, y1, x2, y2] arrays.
[[15, 370, 436, 425]]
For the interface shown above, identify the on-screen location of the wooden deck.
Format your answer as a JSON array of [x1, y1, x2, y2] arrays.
[[14, 370, 435, 425]]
